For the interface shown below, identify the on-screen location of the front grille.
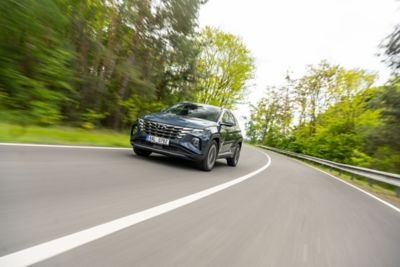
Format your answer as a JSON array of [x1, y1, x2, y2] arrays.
[[139, 120, 191, 139]]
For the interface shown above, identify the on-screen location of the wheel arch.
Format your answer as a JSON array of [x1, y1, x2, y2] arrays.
[[210, 134, 221, 151]]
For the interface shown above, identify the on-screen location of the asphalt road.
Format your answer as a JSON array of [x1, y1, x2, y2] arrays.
[[0, 143, 400, 267]]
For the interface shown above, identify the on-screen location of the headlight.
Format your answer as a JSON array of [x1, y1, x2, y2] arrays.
[[131, 124, 138, 135], [191, 129, 205, 134]]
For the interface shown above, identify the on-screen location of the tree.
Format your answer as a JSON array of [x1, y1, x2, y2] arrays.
[[194, 27, 254, 108], [291, 65, 376, 161], [63, 0, 204, 129], [0, 0, 74, 125], [294, 61, 338, 135], [365, 78, 400, 172], [246, 62, 398, 172], [380, 24, 400, 74], [0, 0, 205, 129], [246, 82, 293, 147]]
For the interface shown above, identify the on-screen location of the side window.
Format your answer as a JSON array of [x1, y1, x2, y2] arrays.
[[222, 112, 231, 124], [222, 111, 235, 125], [229, 112, 238, 126]]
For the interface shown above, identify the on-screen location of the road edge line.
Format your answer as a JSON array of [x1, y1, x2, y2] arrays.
[[268, 150, 400, 214], [0, 142, 130, 150], [304, 162, 400, 213]]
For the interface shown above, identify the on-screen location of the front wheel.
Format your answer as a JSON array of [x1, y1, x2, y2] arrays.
[[199, 141, 218, 171], [227, 144, 241, 167], [134, 147, 152, 157]]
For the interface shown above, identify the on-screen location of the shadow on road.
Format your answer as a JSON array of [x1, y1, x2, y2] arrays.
[[127, 151, 227, 171]]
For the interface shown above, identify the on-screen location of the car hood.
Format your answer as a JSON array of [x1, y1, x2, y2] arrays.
[[141, 113, 218, 129]]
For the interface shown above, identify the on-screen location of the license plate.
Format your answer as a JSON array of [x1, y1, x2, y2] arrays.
[[146, 135, 170, 146]]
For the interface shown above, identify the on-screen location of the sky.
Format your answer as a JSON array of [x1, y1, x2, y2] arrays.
[[199, 0, 400, 128]]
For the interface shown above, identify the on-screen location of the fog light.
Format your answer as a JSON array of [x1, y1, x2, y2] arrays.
[[191, 137, 200, 148]]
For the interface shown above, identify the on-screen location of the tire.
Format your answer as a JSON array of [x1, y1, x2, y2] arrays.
[[134, 147, 152, 157], [227, 144, 241, 167], [199, 141, 218, 171]]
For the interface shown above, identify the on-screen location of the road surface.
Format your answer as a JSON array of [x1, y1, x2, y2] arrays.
[[0, 143, 399, 266]]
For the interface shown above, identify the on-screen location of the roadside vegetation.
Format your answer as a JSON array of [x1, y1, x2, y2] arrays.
[[0, 123, 129, 147], [0, 0, 254, 131], [247, 24, 400, 174]]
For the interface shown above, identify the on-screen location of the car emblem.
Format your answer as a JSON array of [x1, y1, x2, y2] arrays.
[[157, 124, 166, 130]]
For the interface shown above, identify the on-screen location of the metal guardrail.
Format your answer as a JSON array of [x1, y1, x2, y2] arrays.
[[259, 145, 400, 197]]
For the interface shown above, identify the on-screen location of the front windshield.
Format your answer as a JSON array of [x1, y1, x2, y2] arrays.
[[164, 103, 221, 122]]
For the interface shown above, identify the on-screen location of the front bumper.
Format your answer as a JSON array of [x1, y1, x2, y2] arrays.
[[130, 128, 211, 161]]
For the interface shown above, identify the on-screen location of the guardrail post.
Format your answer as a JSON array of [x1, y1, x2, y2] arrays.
[[368, 179, 373, 187], [396, 187, 400, 198]]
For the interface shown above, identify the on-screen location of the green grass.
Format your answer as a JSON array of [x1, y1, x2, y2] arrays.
[[0, 123, 130, 147]]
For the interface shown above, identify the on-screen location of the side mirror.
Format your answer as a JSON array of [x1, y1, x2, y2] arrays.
[[220, 121, 234, 127]]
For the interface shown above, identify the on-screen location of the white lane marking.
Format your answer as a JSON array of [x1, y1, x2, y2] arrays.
[[272, 151, 400, 214], [0, 142, 130, 150], [0, 149, 272, 267], [305, 162, 400, 213]]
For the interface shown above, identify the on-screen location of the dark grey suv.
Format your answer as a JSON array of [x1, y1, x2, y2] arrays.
[[130, 102, 243, 171]]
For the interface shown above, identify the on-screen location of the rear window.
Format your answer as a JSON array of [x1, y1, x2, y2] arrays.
[[164, 103, 221, 122]]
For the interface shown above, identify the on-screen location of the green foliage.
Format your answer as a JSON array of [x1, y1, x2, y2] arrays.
[[194, 27, 254, 108], [0, 0, 74, 125], [0, 0, 254, 131], [247, 62, 399, 173], [381, 24, 400, 74], [80, 109, 109, 129], [61, 0, 205, 129], [363, 78, 400, 172], [0, 0, 226, 130]]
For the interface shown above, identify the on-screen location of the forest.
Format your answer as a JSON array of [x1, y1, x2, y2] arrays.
[[0, 0, 253, 130]]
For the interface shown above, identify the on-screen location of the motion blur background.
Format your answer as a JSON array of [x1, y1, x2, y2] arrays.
[[0, 0, 399, 173]]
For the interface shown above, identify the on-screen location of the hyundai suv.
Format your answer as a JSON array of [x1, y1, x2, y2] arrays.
[[130, 102, 243, 171]]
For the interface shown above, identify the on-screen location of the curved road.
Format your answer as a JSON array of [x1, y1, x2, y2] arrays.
[[0, 143, 399, 266]]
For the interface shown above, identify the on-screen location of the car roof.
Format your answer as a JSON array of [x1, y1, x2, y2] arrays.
[[179, 102, 226, 111]]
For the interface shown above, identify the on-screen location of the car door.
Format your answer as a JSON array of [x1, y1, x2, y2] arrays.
[[228, 110, 241, 142], [225, 111, 241, 151], [219, 111, 235, 154]]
